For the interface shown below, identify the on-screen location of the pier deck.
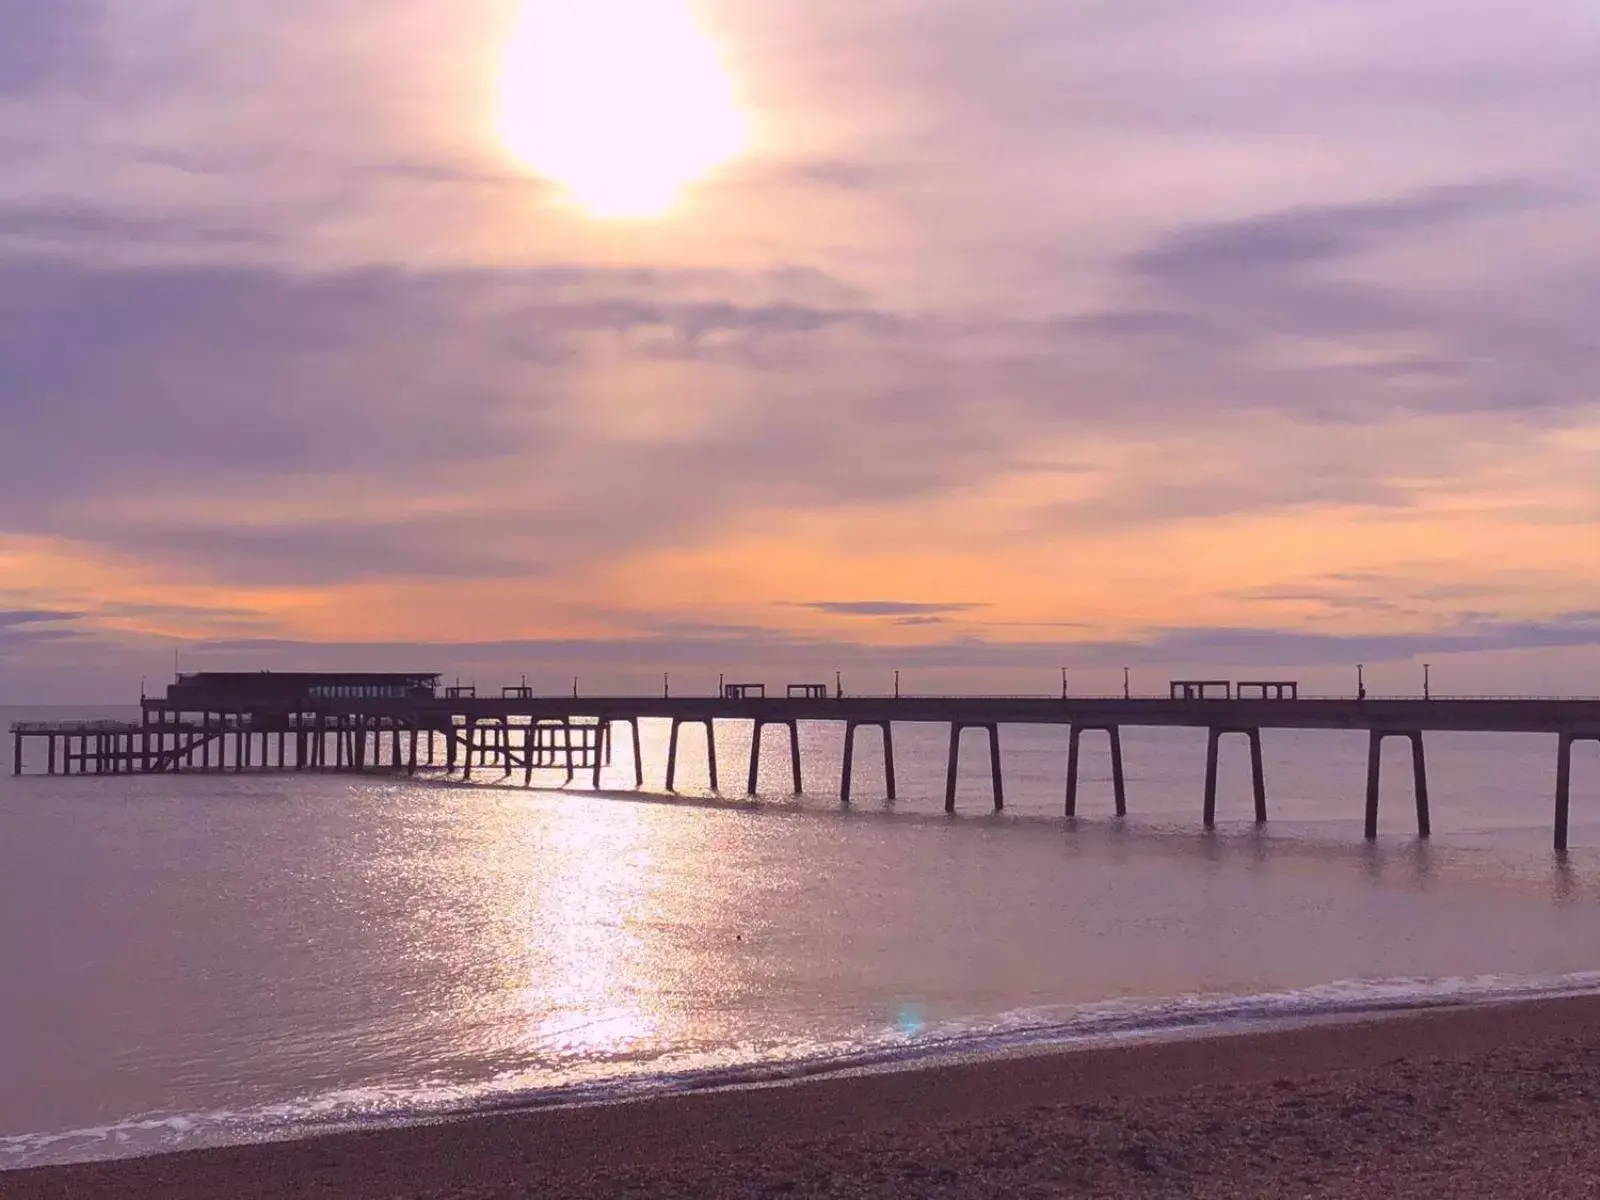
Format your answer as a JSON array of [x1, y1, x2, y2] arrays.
[[10, 674, 1600, 852]]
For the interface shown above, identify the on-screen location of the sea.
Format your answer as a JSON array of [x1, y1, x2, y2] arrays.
[[2, 703, 1599, 1169]]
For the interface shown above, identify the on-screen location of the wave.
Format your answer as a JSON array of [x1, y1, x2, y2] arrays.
[[7, 969, 1600, 1171]]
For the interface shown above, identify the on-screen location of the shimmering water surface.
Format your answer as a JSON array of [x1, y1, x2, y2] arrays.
[[2, 706, 1599, 1166]]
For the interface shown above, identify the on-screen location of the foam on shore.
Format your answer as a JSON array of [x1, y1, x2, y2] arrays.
[[8, 968, 1600, 1171]]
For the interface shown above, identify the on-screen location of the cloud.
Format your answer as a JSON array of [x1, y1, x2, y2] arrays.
[[1129, 183, 1551, 281], [0, 609, 86, 654], [0, 203, 271, 248], [0, 253, 1029, 585], [106, 609, 1600, 680], [0, 0, 1598, 692], [0, 610, 83, 628], [800, 602, 986, 617], [0, 0, 95, 94]]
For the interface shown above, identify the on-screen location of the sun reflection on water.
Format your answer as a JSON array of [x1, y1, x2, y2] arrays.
[[509, 800, 661, 1059]]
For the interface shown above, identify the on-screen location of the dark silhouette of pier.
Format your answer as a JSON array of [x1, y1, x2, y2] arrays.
[[10, 672, 1600, 851]]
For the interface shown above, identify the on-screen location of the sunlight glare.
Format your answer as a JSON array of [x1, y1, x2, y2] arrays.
[[500, 0, 747, 219]]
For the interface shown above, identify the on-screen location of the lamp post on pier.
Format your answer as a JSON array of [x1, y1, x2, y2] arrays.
[[1424, 663, 1431, 700]]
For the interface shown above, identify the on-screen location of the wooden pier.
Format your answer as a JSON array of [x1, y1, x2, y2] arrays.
[[10, 672, 1600, 851]]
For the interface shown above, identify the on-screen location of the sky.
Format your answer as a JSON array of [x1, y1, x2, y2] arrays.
[[2, 0, 1599, 702]]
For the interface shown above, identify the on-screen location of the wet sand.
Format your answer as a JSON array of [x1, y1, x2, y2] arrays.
[[7, 993, 1600, 1198]]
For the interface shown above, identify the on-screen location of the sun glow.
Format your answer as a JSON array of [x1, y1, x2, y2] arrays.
[[500, 0, 747, 219]]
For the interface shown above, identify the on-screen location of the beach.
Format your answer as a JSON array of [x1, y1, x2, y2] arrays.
[[7, 993, 1600, 1198]]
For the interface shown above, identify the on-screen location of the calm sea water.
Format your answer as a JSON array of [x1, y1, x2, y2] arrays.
[[2, 704, 1599, 1167]]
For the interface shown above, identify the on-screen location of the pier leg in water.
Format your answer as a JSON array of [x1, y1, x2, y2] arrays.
[[1065, 725, 1082, 817], [705, 721, 719, 792], [1203, 728, 1221, 828], [1109, 726, 1128, 816], [988, 724, 1004, 811], [840, 721, 857, 803], [747, 719, 766, 796], [665, 719, 682, 791], [592, 721, 607, 790], [1555, 733, 1573, 853], [1411, 732, 1431, 838], [1365, 730, 1384, 839], [629, 718, 644, 787], [462, 721, 476, 782], [1552, 733, 1598, 853], [790, 720, 804, 794], [945, 723, 963, 813], [1249, 728, 1268, 824], [882, 722, 896, 800]]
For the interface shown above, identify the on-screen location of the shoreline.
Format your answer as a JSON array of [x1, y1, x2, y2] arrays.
[[8, 991, 1600, 1198]]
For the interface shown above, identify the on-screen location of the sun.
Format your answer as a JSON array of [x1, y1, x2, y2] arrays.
[[500, 0, 747, 219]]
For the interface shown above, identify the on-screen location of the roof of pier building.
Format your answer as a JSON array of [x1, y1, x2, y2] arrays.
[[154, 672, 441, 708]]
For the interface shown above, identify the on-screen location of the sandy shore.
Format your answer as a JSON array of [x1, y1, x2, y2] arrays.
[[7, 993, 1600, 1198]]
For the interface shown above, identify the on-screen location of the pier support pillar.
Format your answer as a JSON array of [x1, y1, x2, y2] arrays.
[[1065, 725, 1128, 818], [884, 722, 896, 800], [946, 724, 1003, 813], [591, 721, 609, 790], [838, 721, 892, 803], [945, 725, 959, 812], [1203, 728, 1269, 827], [461, 720, 476, 781], [11, 730, 19, 776], [748, 719, 780, 795], [623, 717, 644, 787], [1365, 730, 1429, 839], [666, 718, 718, 792], [1556, 733, 1599, 853]]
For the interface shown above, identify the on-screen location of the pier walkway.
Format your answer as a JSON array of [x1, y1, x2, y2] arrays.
[[11, 673, 1600, 851]]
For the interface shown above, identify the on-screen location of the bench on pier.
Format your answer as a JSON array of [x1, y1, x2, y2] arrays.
[[445, 685, 476, 699], [502, 685, 535, 699], [1170, 680, 1232, 700], [1236, 680, 1299, 700], [787, 684, 828, 699], [724, 683, 766, 700]]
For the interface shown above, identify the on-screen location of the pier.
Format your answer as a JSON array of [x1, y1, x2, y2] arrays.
[[10, 672, 1600, 851]]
